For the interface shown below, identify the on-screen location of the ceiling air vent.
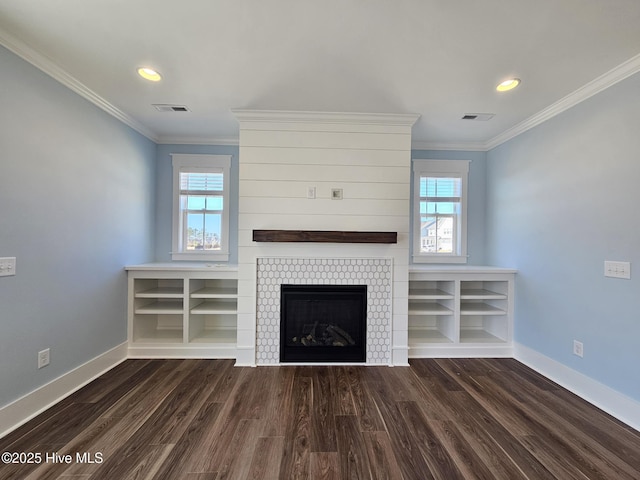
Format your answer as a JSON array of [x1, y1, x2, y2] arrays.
[[461, 113, 495, 121], [153, 104, 190, 112]]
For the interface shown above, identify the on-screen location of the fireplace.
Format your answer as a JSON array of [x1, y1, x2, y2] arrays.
[[255, 257, 393, 365], [280, 284, 367, 363]]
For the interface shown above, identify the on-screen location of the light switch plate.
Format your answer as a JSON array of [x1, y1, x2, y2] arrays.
[[604, 260, 630, 279], [0, 257, 16, 277]]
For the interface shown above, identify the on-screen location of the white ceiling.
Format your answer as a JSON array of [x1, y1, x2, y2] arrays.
[[1, 0, 640, 149]]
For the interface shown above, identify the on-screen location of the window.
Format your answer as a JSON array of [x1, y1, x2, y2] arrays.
[[413, 159, 469, 263], [172, 154, 231, 261]]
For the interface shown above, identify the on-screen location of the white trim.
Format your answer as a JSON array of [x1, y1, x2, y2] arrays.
[[4, 22, 639, 153], [412, 159, 470, 263], [157, 136, 240, 146], [409, 344, 514, 358], [171, 154, 232, 262], [411, 141, 488, 152], [127, 346, 236, 358], [514, 342, 640, 432], [486, 53, 640, 150], [0, 28, 158, 143], [0, 342, 128, 438], [232, 109, 420, 127]]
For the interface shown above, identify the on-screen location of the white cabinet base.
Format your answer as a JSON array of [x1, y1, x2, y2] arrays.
[[408, 266, 516, 358], [126, 263, 238, 359]]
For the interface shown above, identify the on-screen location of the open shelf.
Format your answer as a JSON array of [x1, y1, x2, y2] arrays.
[[408, 302, 453, 316], [135, 287, 184, 298], [460, 303, 506, 315], [408, 269, 514, 356], [189, 328, 237, 344], [190, 286, 237, 298], [127, 267, 239, 356], [460, 289, 507, 300], [135, 300, 184, 315], [460, 328, 506, 344], [190, 301, 238, 315], [408, 288, 454, 300], [132, 314, 183, 344]]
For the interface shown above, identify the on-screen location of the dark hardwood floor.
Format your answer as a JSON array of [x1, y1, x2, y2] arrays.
[[1, 358, 639, 479]]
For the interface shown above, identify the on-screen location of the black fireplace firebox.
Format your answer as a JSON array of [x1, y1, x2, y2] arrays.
[[280, 284, 367, 363]]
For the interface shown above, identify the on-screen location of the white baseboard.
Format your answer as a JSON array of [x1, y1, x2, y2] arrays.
[[514, 342, 640, 432], [409, 344, 514, 358], [0, 342, 128, 439]]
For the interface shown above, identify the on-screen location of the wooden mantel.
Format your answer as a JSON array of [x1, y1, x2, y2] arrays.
[[252, 230, 397, 244]]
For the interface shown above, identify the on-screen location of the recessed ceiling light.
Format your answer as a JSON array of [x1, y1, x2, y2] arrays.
[[137, 67, 162, 82], [496, 78, 520, 92]]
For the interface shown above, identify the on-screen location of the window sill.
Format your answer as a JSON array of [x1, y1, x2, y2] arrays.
[[171, 252, 230, 262], [412, 254, 468, 264]]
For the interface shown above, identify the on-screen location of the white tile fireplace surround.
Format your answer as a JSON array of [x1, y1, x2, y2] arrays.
[[256, 257, 393, 364]]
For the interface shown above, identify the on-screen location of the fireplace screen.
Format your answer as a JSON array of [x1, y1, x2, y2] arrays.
[[280, 284, 367, 362]]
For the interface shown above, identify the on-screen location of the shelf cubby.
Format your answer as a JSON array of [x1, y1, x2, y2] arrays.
[[408, 268, 515, 356], [127, 265, 239, 357], [132, 314, 184, 344]]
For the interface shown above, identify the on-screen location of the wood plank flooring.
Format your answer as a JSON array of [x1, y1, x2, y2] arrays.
[[1, 358, 639, 479]]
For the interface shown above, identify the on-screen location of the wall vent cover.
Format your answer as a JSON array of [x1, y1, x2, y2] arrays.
[[461, 113, 495, 121], [153, 104, 190, 112]]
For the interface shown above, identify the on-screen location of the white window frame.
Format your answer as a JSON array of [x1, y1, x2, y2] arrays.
[[171, 154, 231, 261], [412, 159, 470, 264]]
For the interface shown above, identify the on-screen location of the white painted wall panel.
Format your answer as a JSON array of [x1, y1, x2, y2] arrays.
[[241, 129, 411, 151], [239, 197, 409, 217], [239, 146, 410, 166], [240, 180, 409, 200], [236, 119, 414, 135], [236, 111, 416, 365], [240, 163, 409, 184], [237, 214, 409, 233]]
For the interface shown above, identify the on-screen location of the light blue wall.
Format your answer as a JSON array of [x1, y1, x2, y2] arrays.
[[485, 72, 640, 401], [154, 144, 239, 263], [411, 150, 487, 265], [0, 46, 156, 407], [154, 148, 483, 265]]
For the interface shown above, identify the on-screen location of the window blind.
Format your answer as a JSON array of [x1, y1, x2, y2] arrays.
[[179, 171, 224, 194]]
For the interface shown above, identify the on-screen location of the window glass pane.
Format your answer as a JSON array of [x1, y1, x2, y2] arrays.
[[185, 213, 222, 250], [436, 217, 454, 253], [206, 196, 223, 210], [433, 202, 458, 214], [421, 177, 461, 197], [204, 214, 222, 249], [186, 195, 206, 210], [419, 216, 454, 253]]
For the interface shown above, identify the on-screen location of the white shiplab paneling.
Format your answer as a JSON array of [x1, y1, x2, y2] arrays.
[[235, 110, 418, 365]]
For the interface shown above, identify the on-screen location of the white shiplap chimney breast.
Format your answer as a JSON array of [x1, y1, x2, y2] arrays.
[[233, 110, 419, 365]]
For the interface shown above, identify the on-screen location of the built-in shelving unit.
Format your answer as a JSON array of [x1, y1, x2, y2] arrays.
[[126, 263, 238, 358], [408, 266, 515, 357]]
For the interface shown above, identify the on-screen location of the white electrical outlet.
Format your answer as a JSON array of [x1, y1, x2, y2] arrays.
[[38, 348, 50, 369], [573, 340, 583, 358], [0, 257, 16, 277], [307, 186, 316, 199], [604, 261, 631, 279]]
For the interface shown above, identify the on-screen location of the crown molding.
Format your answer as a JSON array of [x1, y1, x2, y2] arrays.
[[0, 28, 158, 143], [156, 136, 239, 146], [485, 52, 640, 151], [231, 109, 420, 127], [4, 24, 639, 152], [410, 140, 488, 152]]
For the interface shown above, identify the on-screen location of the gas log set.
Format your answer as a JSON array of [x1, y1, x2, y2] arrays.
[[291, 322, 356, 347]]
